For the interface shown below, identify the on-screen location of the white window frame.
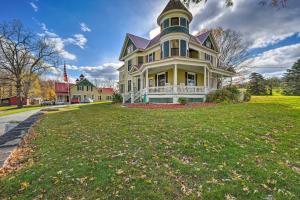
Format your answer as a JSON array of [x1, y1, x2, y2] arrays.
[[187, 72, 196, 86]]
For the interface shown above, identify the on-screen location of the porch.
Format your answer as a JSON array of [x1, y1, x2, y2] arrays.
[[124, 59, 234, 103]]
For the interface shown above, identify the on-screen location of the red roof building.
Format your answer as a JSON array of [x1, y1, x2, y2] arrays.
[[55, 82, 74, 103]]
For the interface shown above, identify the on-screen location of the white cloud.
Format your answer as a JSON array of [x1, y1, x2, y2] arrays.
[[29, 2, 38, 12], [189, 0, 300, 49], [38, 23, 89, 60], [64, 34, 87, 49], [46, 37, 77, 60], [243, 43, 300, 75], [149, 27, 160, 39], [80, 23, 91, 32], [103, 62, 123, 69]]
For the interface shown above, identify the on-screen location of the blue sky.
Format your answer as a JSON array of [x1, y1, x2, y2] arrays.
[[1, 0, 300, 85]]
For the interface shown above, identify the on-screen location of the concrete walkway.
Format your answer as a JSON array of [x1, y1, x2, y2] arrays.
[[0, 104, 69, 167]]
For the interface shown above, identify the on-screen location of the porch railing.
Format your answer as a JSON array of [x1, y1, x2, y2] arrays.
[[147, 86, 207, 95]]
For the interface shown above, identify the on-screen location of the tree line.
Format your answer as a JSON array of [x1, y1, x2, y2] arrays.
[[246, 59, 300, 96]]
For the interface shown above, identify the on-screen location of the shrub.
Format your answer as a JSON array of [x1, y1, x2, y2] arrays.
[[206, 86, 247, 103], [112, 93, 123, 104], [243, 91, 251, 102], [178, 97, 188, 105]]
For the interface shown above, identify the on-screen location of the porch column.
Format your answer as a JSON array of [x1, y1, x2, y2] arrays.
[[140, 73, 144, 91], [174, 64, 177, 93], [208, 71, 210, 89], [146, 68, 149, 93], [221, 74, 223, 88], [204, 66, 207, 93], [131, 77, 134, 103]]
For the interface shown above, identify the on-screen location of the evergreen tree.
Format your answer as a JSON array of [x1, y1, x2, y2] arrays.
[[247, 72, 267, 95], [283, 59, 300, 96]]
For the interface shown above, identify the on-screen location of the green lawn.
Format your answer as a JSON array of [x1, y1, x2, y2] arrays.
[[0, 105, 42, 117], [0, 96, 299, 199]]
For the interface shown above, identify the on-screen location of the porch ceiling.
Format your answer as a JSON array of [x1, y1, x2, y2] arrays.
[[148, 64, 205, 74]]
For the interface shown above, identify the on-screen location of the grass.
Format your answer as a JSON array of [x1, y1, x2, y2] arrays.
[[0, 96, 299, 199], [0, 105, 43, 117]]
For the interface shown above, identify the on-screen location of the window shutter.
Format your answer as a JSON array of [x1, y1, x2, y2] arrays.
[[185, 72, 188, 85], [155, 74, 158, 86], [153, 52, 156, 61], [165, 72, 168, 83], [180, 40, 187, 57], [196, 74, 198, 86]]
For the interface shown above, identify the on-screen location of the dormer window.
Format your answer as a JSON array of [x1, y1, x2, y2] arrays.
[[171, 17, 179, 26], [127, 45, 134, 54]]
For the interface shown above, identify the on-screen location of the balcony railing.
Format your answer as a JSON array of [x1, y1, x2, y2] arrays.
[[148, 86, 206, 95]]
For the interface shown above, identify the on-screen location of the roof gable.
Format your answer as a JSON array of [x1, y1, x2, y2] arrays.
[[119, 34, 150, 60], [77, 79, 95, 87], [195, 31, 219, 52]]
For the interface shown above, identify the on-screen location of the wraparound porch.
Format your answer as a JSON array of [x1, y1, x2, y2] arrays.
[[122, 58, 234, 103]]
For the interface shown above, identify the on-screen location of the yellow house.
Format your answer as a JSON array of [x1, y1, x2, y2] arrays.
[[70, 75, 114, 103], [118, 0, 235, 103]]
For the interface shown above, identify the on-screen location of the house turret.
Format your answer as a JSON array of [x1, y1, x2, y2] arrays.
[[158, 0, 192, 59]]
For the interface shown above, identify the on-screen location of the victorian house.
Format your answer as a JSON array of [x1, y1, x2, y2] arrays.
[[118, 0, 235, 103]]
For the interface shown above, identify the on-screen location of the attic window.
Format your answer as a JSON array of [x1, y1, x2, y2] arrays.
[[206, 40, 212, 49], [127, 45, 134, 54], [171, 17, 179, 26]]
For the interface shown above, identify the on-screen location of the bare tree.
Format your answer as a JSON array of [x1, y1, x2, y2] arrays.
[[211, 28, 250, 72], [183, 0, 288, 8], [0, 20, 59, 108]]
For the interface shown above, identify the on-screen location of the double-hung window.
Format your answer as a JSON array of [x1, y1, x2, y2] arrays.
[[128, 60, 132, 72], [171, 40, 179, 57], [128, 80, 132, 92], [148, 52, 155, 62], [138, 56, 144, 65]]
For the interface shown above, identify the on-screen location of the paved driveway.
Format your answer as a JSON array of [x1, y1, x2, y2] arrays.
[[0, 109, 42, 136]]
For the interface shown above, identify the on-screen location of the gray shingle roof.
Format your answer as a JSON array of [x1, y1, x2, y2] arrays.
[[160, 0, 191, 17]]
